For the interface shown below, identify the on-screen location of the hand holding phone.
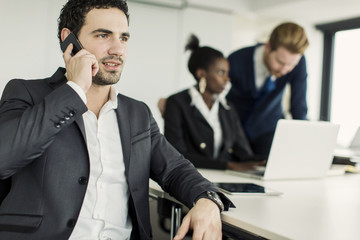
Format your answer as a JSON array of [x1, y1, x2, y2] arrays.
[[61, 32, 83, 56], [61, 32, 98, 92]]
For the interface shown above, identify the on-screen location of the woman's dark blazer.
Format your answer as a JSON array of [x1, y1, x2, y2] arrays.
[[164, 89, 258, 170]]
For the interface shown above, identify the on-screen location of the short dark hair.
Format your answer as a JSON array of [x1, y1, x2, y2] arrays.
[[185, 34, 224, 82], [57, 0, 129, 46]]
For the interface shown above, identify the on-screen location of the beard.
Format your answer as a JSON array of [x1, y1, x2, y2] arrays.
[[92, 56, 124, 86], [92, 69, 121, 86]]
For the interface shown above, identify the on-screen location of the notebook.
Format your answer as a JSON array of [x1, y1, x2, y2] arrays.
[[227, 119, 340, 180]]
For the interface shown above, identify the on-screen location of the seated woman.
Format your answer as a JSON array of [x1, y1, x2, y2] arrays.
[[164, 34, 265, 170]]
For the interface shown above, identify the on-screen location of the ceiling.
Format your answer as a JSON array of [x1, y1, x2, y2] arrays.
[[245, 0, 360, 24], [129, 0, 360, 24]]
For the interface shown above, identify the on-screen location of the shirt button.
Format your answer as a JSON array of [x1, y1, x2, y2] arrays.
[[200, 142, 206, 149], [69, 111, 75, 117], [78, 176, 88, 185], [67, 219, 76, 228], [55, 123, 61, 128], [59, 118, 65, 124], [64, 115, 70, 120]]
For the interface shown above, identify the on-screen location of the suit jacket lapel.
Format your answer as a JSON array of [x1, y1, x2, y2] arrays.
[[191, 105, 211, 129], [75, 118, 87, 143], [115, 95, 131, 178], [219, 106, 231, 148], [183, 90, 209, 127]]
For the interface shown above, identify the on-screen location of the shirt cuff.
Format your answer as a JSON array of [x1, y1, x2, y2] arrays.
[[67, 81, 87, 104]]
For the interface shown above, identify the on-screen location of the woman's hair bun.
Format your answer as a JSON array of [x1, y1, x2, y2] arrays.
[[185, 34, 200, 52]]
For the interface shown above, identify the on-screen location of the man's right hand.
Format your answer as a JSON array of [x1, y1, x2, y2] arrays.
[[63, 43, 99, 93]]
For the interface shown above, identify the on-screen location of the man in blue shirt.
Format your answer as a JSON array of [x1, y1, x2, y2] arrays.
[[227, 22, 309, 156]]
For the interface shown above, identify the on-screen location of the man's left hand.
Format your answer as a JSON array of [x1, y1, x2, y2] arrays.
[[173, 198, 222, 240]]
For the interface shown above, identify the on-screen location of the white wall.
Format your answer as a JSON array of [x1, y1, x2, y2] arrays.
[[121, 2, 233, 129], [0, 1, 233, 131], [0, 0, 67, 89], [0, 0, 345, 132]]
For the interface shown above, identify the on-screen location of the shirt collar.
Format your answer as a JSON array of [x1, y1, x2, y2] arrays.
[[189, 81, 231, 110], [255, 44, 271, 79], [108, 86, 119, 109]]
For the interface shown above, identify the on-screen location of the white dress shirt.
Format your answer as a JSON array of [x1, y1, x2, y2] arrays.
[[188, 82, 231, 158], [67, 83, 132, 240], [254, 45, 276, 90]]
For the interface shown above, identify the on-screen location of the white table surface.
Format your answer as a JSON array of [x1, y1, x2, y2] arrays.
[[150, 169, 360, 240]]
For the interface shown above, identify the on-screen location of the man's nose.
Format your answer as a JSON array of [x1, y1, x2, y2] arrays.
[[108, 38, 127, 56]]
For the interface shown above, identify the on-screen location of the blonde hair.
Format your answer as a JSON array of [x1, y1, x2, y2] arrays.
[[268, 22, 309, 54]]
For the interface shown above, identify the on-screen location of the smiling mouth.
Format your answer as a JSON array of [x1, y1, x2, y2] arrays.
[[104, 63, 119, 67], [102, 61, 123, 72]]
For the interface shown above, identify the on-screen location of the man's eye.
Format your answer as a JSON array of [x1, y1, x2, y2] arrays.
[[277, 59, 286, 66], [120, 36, 129, 42], [98, 34, 108, 38]]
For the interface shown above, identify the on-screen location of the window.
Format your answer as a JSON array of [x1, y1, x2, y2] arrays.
[[331, 29, 360, 145], [316, 17, 360, 146]]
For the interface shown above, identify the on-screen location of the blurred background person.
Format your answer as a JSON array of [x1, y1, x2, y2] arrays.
[[163, 34, 265, 171], [227, 22, 309, 157]]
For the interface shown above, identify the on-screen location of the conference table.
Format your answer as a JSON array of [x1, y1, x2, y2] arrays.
[[149, 169, 360, 240]]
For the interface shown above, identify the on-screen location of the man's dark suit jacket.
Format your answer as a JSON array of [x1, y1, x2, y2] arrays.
[[0, 68, 220, 240], [227, 44, 308, 155], [164, 89, 263, 170]]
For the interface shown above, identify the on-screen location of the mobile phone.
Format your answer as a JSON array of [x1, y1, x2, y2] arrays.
[[61, 32, 83, 56], [213, 182, 282, 196]]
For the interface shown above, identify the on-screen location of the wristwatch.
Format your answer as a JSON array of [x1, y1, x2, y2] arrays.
[[195, 191, 225, 212]]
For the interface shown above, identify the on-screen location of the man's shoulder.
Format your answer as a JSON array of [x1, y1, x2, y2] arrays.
[[116, 93, 152, 115], [228, 44, 260, 59], [116, 93, 146, 106], [2, 76, 58, 102], [286, 55, 307, 77], [6, 67, 66, 88]]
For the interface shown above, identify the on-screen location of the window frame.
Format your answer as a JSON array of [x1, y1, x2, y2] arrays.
[[315, 17, 360, 121]]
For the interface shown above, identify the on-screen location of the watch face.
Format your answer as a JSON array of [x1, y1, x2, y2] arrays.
[[207, 191, 224, 212]]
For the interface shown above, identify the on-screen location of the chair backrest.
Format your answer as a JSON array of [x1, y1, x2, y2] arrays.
[[157, 98, 167, 118]]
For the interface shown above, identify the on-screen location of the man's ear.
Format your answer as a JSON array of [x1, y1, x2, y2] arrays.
[[60, 28, 71, 42], [264, 42, 271, 52]]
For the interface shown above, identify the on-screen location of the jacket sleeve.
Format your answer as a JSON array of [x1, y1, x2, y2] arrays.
[[148, 103, 233, 210], [0, 79, 87, 179], [163, 95, 227, 170], [290, 56, 308, 119]]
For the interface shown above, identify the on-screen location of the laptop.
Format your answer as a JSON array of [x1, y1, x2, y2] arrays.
[[334, 126, 360, 159], [227, 119, 340, 180]]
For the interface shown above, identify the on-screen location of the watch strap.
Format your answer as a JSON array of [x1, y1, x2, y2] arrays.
[[195, 191, 225, 212]]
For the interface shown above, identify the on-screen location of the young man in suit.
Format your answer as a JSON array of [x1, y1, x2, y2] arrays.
[[0, 0, 233, 239], [227, 22, 309, 157]]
